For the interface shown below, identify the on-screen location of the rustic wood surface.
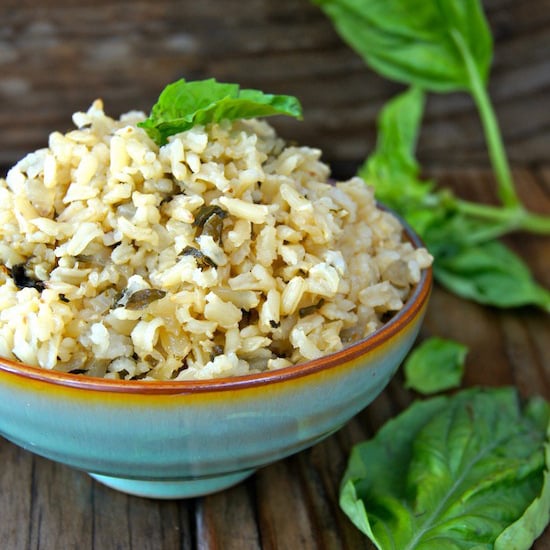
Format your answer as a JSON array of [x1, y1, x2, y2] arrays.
[[1, 0, 550, 170], [0, 168, 548, 549]]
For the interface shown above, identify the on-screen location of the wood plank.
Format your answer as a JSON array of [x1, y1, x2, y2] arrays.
[[255, 459, 320, 549], [0, 443, 32, 549], [196, 481, 261, 550], [1, 0, 550, 169], [27, 457, 94, 549], [93, 482, 195, 549], [502, 312, 550, 397]]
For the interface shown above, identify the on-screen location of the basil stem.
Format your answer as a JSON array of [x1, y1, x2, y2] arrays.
[[450, 29, 519, 209], [455, 199, 550, 235]]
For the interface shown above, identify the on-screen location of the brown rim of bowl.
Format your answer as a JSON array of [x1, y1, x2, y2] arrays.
[[0, 219, 432, 395]]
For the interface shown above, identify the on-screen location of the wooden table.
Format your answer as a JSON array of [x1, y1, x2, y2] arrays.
[[0, 168, 548, 549]]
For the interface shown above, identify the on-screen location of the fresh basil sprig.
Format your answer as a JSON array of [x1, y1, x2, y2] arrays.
[[313, 0, 550, 310], [362, 88, 550, 310], [311, 0, 517, 208], [139, 78, 302, 145], [340, 387, 550, 550]]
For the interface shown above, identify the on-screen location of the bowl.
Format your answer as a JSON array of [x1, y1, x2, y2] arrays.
[[0, 225, 432, 499]]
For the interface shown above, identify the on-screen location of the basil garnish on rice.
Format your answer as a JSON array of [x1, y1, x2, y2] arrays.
[[139, 78, 303, 145]]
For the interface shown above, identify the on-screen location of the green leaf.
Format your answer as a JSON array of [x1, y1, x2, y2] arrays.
[[340, 395, 449, 546], [312, 0, 492, 92], [495, 401, 550, 550], [138, 78, 303, 145], [358, 87, 440, 234], [404, 337, 468, 395], [359, 87, 431, 197], [340, 387, 550, 550], [434, 240, 550, 312], [361, 86, 425, 179]]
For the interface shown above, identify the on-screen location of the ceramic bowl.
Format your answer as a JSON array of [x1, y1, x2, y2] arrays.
[[0, 228, 432, 499]]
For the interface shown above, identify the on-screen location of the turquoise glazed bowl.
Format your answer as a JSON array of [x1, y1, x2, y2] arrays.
[[0, 234, 432, 499]]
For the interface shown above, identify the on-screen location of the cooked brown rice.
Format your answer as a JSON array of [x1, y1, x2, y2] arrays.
[[0, 100, 432, 380]]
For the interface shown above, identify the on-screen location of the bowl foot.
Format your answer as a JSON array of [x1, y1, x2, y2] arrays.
[[89, 469, 255, 499]]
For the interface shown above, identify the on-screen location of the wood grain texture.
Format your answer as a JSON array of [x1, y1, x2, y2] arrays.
[[1, 0, 550, 171], [0, 168, 548, 548]]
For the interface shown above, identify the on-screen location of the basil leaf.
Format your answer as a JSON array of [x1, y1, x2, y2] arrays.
[[361, 86, 424, 180], [359, 87, 435, 213], [495, 403, 550, 550], [139, 78, 303, 145], [434, 240, 550, 312], [358, 86, 449, 243], [312, 0, 492, 92], [340, 395, 449, 544], [340, 387, 550, 549], [404, 337, 467, 395]]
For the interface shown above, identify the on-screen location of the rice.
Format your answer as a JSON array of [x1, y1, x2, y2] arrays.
[[0, 100, 432, 380]]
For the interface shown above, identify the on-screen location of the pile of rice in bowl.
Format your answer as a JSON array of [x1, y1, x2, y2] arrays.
[[0, 100, 432, 380]]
